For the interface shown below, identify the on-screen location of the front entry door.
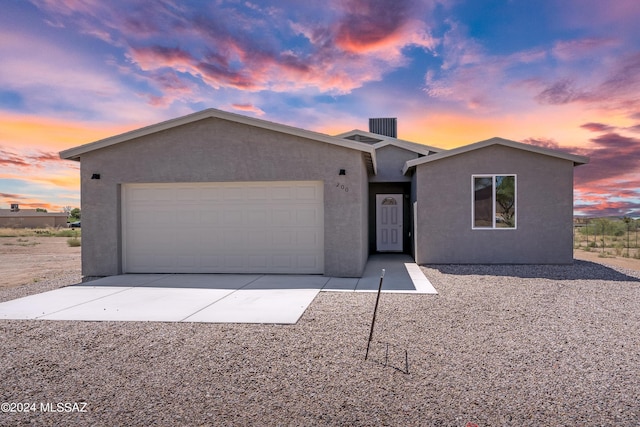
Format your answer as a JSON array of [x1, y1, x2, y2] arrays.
[[376, 194, 403, 252]]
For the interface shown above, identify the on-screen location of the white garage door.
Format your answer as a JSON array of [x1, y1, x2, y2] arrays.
[[122, 181, 324, 274]]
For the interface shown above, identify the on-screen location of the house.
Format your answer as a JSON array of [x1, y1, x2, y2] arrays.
[[59, 108, 588, 278], [0, 205, 69, 228]]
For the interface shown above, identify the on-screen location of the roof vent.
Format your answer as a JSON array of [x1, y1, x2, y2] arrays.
[[369, 118, 397, 138]]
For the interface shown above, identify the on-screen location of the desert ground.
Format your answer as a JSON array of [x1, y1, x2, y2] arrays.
[[1, 237, 639, 426], [0, 236, 81, 289]]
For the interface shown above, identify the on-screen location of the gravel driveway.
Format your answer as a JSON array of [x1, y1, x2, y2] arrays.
[[1, 261, 639, 426]]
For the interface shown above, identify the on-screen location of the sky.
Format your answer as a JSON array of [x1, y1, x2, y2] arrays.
[[1, 0, 639, 217]]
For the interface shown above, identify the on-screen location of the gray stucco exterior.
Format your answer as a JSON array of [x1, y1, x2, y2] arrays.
[[413, 144, 577, 264], [76, 116, 371, 278], [61, 108, 588, 279], [369, 145, 418, 183]]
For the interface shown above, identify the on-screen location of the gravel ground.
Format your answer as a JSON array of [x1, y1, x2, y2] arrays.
[[1, 261, 639, 426]]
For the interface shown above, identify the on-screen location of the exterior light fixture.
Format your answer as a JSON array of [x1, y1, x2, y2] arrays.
[[91, 173, 101, 179], [339, 169, 346, 175]]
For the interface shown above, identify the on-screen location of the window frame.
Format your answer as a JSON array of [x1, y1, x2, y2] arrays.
[[471, 174, 517, 230]]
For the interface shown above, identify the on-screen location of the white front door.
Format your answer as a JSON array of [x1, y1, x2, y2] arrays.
[[376, 194, 403, 252]]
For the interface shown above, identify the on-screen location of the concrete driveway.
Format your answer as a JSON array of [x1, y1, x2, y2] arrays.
[[0, 254, 436, 324]]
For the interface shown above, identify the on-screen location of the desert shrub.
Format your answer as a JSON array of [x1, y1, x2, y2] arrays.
[[67, 237, 81, 247], [0, 227, 80, 237], [579, 218, 629, 237], [55, 229, 80, 237]]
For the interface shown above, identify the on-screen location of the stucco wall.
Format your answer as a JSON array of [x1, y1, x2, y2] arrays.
[[79, 117, 370, 277], [0, 216, 68, 228], [368, 145, 418, 183], [414, 145, 575, 264]]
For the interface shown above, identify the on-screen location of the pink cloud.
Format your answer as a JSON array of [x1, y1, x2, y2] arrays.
[[525, 132, 640, 187], [131, 46, 195, 71], [231, 104, 265, 116], [561, 0, 640, 34], [580, 122, 615, 132], [30, 151, 62, 162], [423, 23, 552, 112], [0, 148, 29, 167], [535, 79, 585, 105], [0, 147, 77, 177], [0, 192, 23, 200], [33, 0, 437, 96], [574, 199, 640, 217], [574, 181, 640, 217], [521, 137, 565, 151], [332, 0, 435, 55], [533, 52, 640, 117], [551, 38, 619, 62], [524, 133, 640, 217]]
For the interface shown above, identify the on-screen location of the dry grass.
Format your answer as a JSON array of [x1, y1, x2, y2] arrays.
[[0, 227, 80, 238], [67, 237, 82, 247], [574, 227, 640, 259]]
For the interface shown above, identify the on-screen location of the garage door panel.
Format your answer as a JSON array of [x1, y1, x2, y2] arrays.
[[296, 208, 320, 225], [250, 230, 270, 248], [249, 255, 268, 269], [222, 186, 244, 201], [246, 186, 268, 200], [296, 184, 321, 200], [298, 255, 320, 269], [222, 209, 245, 226], [297, 231, 320, 247], [123, 181, 324, 274], [201, 211, 220, 225], [201, 255, 221, 268], [200, 188, 222, 201], [224, 255, 245, 269], [246, 209, 269, 225], [272, 185, 293, 199], [271, 209, 292, 225]]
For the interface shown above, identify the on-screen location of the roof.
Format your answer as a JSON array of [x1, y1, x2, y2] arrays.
[[59, 108, 378, 174], [402, 137, 590, 174], [336, 129, 443, 155]]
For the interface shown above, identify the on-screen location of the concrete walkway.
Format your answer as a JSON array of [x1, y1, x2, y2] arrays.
[[0, 254, 436, 324]]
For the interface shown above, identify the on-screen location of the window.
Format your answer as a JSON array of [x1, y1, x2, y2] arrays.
[[473, 175, 516, 229], [381, 197, 397, 205]]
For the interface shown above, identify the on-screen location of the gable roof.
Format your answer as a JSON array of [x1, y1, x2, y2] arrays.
[[336, 129, 443, 155], [59, 108, 377, 174], [402, 137, 590, 174]]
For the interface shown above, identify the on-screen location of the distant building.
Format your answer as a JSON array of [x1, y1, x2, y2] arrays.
[[0, 204, 68, 228]]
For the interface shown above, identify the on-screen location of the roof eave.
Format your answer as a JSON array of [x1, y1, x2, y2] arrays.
[[336, 129, 444, 155], [59, 108, 378, 161], [402, 137, 590, 172]]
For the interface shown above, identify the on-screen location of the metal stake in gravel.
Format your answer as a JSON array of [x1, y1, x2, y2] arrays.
[[365, 269, 385, 361]]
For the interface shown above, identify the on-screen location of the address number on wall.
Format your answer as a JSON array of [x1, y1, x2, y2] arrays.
[[335, 183, 349, 192]]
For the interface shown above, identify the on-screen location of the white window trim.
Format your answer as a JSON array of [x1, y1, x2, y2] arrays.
[[471, 174, 517, 230]]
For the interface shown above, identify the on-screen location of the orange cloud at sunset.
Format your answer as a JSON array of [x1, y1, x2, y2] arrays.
[[399, 106, 594, 151], [0, 112, 133, 152], [0, 113, 141, 212]]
